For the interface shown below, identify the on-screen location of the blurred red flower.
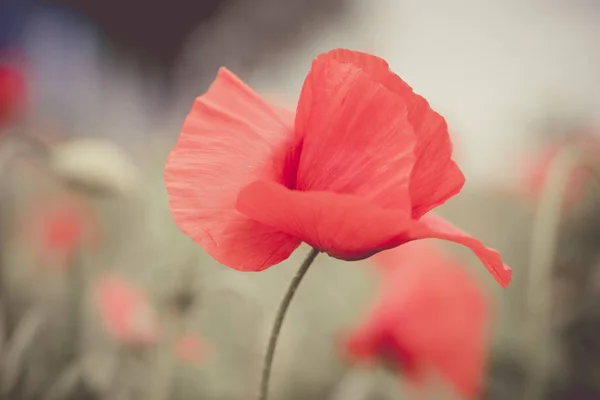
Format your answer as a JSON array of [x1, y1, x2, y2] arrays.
[[27, 193, 98, 269], [174, 334, 203, 364], [521, 134, 600, 208], [0, 64, 25, 128], [165, 49, 511, 287], [96, 275, 160, 346], [345, 241, 490, 399]]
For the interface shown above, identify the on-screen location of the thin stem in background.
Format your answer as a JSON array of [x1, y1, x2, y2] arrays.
[[103, 348, 128, 400], [65, 248, 86, 361], [0, 133, 49, 340], [523, 145, 580, 399], [147, 322, 181, 400], [148, 262, 198, 400], [43, 362, 81, 400], [0, 133, 61, 399], [257, 248, 320, 400], [0, 307, 46, 396]]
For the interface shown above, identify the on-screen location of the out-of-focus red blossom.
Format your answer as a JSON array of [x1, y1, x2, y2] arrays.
[[345, 241, 490, 399], [175, 334, 203, 364], [96, 275, 160, 346], [522, 134, 600, 208], [27, 194, 98, 269], [164, 49, 511, 287], [0, 64, 26, 128]]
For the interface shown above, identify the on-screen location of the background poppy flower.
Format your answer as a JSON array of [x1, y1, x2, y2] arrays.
[[174, 334, 204, 364], [165, 48, 511, 287], [27, 193, 98, 269], [345, 240, 490, 399], [521, 133, 600, 208], [96, 275, 160, 346], [0, 64, 25, 128]]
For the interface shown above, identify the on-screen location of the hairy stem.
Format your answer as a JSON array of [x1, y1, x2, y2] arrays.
[[257, 248, 319, 400]]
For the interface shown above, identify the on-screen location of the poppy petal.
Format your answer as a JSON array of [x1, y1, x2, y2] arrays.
[[345, 322, 385, 360], [316, 49, 465, 217], [97, 275, 160, 345], [236, 180, 412, 260], [346, 316, 425, 382], [165, 68, 301, 271], [375, 243, 489, 398], [404, 214, 512, 287], [294, 53, 416, 210], [0, 64, 26, 127], [175, 335, 204, 364], [26, 193, 98, 270]]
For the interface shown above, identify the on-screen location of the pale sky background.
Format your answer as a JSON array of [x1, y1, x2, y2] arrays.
[[252, 0, 600, 186], [23, 0, 600, 187]]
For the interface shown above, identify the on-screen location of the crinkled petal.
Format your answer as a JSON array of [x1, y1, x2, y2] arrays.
[[404, 214, 512, 287], [294, 53, 416, 210], [165, 68, 300, 271], [236, 180, 412, 260], [317, 49, 465, 217]]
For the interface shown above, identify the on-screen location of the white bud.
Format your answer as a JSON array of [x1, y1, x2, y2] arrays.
[[50, 138, 138, 197]]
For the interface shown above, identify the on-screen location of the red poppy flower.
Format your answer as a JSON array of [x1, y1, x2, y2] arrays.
[[345, 241, 490, 399], [27, 193, 98, 269], [174, 334, 204, 364], [165, 49, 511, 287], [0, 64, 25, 128], [96, 275, 160, 346], [521, 134, 600, 208]]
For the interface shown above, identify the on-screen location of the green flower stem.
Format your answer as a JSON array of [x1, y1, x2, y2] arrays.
[[257, 247, 320, 400]]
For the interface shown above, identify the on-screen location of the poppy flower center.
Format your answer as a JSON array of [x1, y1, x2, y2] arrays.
[[280, 139, 304, 190]]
